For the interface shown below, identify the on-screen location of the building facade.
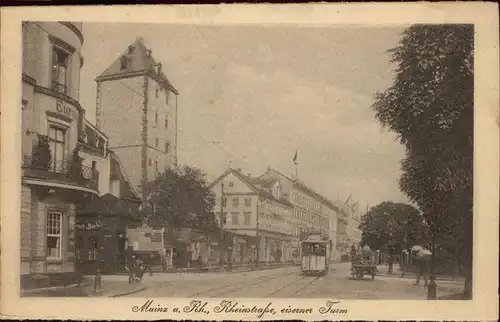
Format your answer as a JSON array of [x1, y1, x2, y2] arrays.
[[346, 201, 362, 246], [335, 201, 350, 257], [21, 22, 94, 284], [257, 168, 338, 261], [95, 37, 179, 199], [209, 168, 297, 264]]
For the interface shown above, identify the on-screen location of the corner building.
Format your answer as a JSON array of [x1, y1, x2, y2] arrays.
[[95, 37, 179, 199], [21, 22, 94, 283]]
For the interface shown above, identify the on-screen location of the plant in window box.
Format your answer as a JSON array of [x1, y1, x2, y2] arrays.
[[68, 147, 84, 183], [31, 134, 52, 169]]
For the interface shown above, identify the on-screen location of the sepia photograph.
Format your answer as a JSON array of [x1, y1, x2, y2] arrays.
[[1, 3, 498, 321]]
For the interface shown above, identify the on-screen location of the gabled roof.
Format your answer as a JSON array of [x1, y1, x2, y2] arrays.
[[95, 37, 178, 94], [209, 168, 293, 207], [109, 151, 142, 202], [261, 167, 339, 212]]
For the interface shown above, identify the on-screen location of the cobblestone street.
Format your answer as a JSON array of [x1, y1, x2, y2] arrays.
[[125, 263, 463, 299]]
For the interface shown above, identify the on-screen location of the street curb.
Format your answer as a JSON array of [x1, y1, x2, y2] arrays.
[[109, 286, 148, 298]]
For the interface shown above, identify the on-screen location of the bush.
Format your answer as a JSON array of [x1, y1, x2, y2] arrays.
[[32, 134, 51, 169]]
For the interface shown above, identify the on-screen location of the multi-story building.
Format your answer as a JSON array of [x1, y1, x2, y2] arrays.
[[75, 121, 142, 274], [21, 21, 95, 283], [346, 201, 362, 246], [209, 168, 297, 264], [335, 201, 350, 256], [257, 168, 338, 261], [94, 37, 179, 199]]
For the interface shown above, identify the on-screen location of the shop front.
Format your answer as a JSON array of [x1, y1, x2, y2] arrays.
[[75, 194, 141, 274]]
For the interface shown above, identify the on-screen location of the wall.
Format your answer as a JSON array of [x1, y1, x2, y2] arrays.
[[211, 172, 258, 235], [97, 76, 144, 192], [145, 75, 177, 177]]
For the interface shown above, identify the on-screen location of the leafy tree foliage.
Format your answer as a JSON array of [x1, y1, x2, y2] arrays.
[[142, 165, 219, 233], [372, 24, 473, 295], [359, 201, 427, 252]]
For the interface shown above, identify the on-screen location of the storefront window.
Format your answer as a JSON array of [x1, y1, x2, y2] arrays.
[[46, 211, 62, 259]]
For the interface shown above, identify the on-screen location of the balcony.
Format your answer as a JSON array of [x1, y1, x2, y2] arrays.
[[22, 155, 99, 192]]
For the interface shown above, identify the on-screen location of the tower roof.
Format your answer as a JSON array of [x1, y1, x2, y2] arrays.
[[96, 37, 178, 94]]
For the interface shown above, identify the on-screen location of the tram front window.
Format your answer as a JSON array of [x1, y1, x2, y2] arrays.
[[301, 243, 326, 256]]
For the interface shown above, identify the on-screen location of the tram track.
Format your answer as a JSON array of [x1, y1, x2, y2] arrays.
[[265, 275, 323, 298], [187, 269, 298, 298]]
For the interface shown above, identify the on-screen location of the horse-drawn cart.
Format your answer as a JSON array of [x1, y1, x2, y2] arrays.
[[350, 258, 377, 280], [350, 245, 377, 280]]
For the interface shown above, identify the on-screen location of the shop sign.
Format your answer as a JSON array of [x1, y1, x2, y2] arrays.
[[76, 221, 104, 231], [56, 100, 74, 118]]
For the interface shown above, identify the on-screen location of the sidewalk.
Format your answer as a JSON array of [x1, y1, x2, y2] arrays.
[[81, 277, 149, 298], [21, 277, 148, 298], [375, 264, 465, 283]]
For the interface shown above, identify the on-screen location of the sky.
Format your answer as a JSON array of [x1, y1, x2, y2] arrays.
[[79, 23, 411, 210]]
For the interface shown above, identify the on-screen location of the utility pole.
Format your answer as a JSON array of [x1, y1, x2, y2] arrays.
[[255, 198, 260, 269], [219, 181, 225, 270]]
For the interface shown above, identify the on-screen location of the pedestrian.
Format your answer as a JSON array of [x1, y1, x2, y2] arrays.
[[415, 257, 429, 286], [127, 254, 136, 283]]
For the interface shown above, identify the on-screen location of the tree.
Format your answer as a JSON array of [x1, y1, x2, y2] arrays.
[[142, 165, 219, 233], [372, 24, 473, 296], [359, 202, 427, 272]]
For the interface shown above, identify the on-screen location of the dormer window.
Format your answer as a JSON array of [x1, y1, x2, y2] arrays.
[[128, 45, 134, 54], [120, 56, 130, 70]]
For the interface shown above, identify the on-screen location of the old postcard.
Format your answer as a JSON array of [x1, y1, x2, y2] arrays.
[[1, 3, 498, 321]]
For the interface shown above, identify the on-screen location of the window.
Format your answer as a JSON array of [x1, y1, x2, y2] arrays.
[[149, 158, 152, 166], [232, 197, 239, 207], [244, 212, 251, 225], [48, 126, 66, 172], [155, 160, 158, 173], [222, 197, 227, 207], [155, 138, 159, 147], [155, 112, 158, 124], [244, 197, 252, 207], [51, 47, 69, 94], [120, 56, 130, 70], [166, 91, 170, 105], [88, 236, 98, 260], [156, 88, 159, 98], [232, 213, 239, 225], [46, 211, 62, 259], [165, 142, 170, 153], [165, 116, 168, 128]]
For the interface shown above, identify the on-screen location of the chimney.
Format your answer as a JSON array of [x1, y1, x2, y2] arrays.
[[137, 37, 144, 45]]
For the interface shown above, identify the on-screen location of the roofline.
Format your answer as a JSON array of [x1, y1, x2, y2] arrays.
[[95, 69, 179, 95], [109, 150, 142, 200], [264, 167, 339, 211]]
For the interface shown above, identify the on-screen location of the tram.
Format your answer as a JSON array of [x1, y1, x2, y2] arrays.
[[300, 234, 332, 276]]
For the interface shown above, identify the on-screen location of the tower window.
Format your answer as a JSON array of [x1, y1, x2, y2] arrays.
[[156, 88, 159, 98], [165, 142, 170, 153], [120, 56, 130, 70], [155, 112, 158, 124], [164, 116, 168, 128], [155, 138, 159, 147]]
